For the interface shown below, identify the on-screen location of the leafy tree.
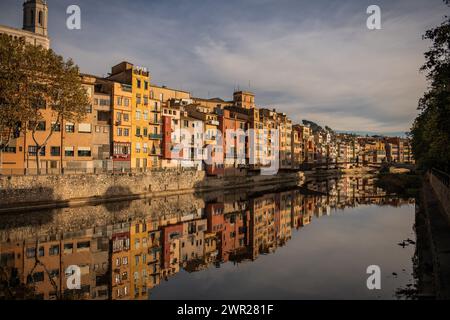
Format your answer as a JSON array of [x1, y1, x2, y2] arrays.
[[0, 35, 35, 150], [0, 35, 90, 174], [411, 1, 450, 173]]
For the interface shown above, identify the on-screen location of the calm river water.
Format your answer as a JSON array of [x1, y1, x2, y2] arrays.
[[0, 175, 416, 300]]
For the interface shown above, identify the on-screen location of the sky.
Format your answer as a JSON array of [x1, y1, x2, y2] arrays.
[[0, 0, 447, 134]]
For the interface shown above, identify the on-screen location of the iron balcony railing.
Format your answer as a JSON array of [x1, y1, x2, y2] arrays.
[[149, 133, 163, 140]]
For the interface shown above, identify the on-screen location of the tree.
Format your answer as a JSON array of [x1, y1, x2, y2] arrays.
[[27, 52, 90, 174], [410, 1, 450, 173], [0, 35, 90, 174], [0, 35, 35, 151]]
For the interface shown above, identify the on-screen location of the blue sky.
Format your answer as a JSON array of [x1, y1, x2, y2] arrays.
[[0, 0, 447, 133]]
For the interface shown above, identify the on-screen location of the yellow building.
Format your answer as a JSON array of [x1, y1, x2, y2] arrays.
[[107, 62, 162, 169], [129, 220, 161, 300], [233, 91, 255, 109]]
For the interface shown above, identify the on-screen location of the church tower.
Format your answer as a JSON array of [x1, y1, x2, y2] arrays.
[[23, 0, 48, 37]]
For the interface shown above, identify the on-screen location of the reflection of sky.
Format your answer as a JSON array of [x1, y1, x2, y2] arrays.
[[150, 204, 415, 300]]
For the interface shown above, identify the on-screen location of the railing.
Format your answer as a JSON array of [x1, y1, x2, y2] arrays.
[[149, 133, 163, 139], [431, 168, 450, 188]]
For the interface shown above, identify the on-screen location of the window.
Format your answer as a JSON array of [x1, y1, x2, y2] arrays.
[[135, 143, 141, 153], [117, 97, 122, 106], [64, 147, 74, 157], [144, 95, 148, 106], [28, 145, 38, 156], [37, 121, 46, 131], [65, 123, 75, 133], [123, 113, 129, 122], [143, 127, 148, 137], [26, 247, 36, 258], [114, 143, 129, 155], [136, 110, 141, 120], [52, 122, 61, 132], [51, 146, 60, 156], [143, 143, 148, 153], [124, 98, 130, 107], [38, 246, 44, 257], [78, 147, 91, 157], [136, 94, 141, 105], [136, 127, 141, 136], [77, 241, 90, 250], [144, 81, 148, 90], [64, 243, 73, 254], [124, 128, 129, 136], [117, 128, 123, 136], [3, 147, 16, 153], [122, 256, 128, 265], [137, 79, 141, 89], [49, 245, 59, 256], [86, 105, 92, 113], [143, 110, 148, 120], [32, 272, 44, 283]]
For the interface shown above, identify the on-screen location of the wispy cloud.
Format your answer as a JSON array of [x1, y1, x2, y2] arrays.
[[0, 0, 445, 133]]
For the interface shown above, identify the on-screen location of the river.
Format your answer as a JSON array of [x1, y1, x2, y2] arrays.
[[0, 174, 417, 300]]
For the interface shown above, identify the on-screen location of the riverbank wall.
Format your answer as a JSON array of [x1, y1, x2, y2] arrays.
[[0, 169, 303, 211], [416, 170, 450, 299], [428, 169, 450, 222]]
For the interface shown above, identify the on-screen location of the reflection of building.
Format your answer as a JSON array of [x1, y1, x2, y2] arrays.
[[0, 177, 414, 300]]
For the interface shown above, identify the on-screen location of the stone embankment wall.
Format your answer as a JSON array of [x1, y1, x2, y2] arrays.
[[0, 169, 303, 207]]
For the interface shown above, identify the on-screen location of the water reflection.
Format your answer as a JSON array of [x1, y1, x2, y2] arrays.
[[0, 175, 414, 300]]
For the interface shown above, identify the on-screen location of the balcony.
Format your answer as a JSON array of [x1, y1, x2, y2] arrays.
[[206, 119, 220, 126], [149, 133, 163, 140], [149, 119, 162, 125]]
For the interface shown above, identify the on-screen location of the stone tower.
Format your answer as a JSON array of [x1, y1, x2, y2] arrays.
[[23, 0, 48, 36]]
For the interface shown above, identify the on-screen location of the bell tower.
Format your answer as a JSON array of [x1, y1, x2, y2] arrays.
[[23, 0, 48, 37]]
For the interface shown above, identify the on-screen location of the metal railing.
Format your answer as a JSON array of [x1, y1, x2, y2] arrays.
[[431, 168, 450, 188]]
